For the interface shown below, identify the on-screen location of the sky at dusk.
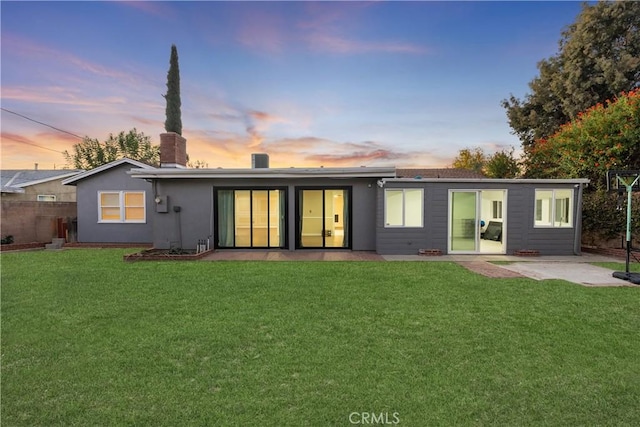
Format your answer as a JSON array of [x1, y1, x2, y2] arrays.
[[1, 1, 587, 170]]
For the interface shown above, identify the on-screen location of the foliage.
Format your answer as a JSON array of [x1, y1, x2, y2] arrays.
[[582, 190, 640, 243], [163, 44, 182, 135], [2, 249, 640, 426], [1, 235, 14, 244], [187, 159, 209, 169], [452, 146, 521, 178], [484, 147, 521, 178], [63, 129, 159, 170], [502, 1, 640, 150], [526, 89, 640, 187], [452, 147, 486, 173]]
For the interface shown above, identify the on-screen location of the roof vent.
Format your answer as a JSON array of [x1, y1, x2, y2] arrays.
[[251, 153, 269, 169]]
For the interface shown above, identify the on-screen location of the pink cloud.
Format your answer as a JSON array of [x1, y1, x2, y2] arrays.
[[306, 33, 428, 55], [236, 10, 287, 54], [3, 34, 141, 84], [116, 1, 175, 19], [1, 131, 80, 169], [2, 86, 127, 109], [298, 2, 427, 55]]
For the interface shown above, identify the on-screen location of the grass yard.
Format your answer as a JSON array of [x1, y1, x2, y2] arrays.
[[2, 249, 639, 426], [592, 261, 640, 273]]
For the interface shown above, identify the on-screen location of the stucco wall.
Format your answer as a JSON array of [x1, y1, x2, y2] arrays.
[[2, 179, 77, 202], [75, 163, 153, 243]]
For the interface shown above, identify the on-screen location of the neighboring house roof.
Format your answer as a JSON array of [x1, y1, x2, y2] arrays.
[[396, 168, 486, 179], [1, 169, 83, 194], [129, 166, 397, 179], [62, 158, 155, 185]]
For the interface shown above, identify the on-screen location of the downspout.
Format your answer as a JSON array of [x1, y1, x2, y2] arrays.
[[210, 186, 215, 251], [573, 183, 584, 255]]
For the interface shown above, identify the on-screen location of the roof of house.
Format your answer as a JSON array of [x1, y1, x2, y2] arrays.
[[62, 158, 155, 185], [128, 166, 397, 179], [1, 169, 83, 193], [396, 168, 486, 179]]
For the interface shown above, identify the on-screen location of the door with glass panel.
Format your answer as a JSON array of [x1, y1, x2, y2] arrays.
[[297, 188, 350, 249], [216, 189, 286, 248], [449, 190, 506, 254]]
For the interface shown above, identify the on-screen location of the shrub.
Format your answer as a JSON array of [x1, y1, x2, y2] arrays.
[[582, 190, 640, 245]]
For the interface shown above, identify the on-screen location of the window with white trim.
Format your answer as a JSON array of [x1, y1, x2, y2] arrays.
[[384, 188, 423, 227], [98, 191, 146, 223], [534, 189, 572, 227], [492, 200, 503, 219], [37, 194, 56, 202]]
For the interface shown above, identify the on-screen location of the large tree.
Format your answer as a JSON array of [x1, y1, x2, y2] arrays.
[[526, 88, 640, 188], [452, 146, 521, 178], [484, 148, 521, 179], [163, 44, 182, 135], [502, 1, 640, 155], [451, 147, 486, 174], [63, 129, 159, 170]]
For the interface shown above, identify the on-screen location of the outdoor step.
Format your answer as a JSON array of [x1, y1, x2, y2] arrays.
[[45, 238, 65, 250]]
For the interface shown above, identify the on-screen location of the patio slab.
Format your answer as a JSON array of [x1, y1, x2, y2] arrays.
[[497, 262, 635, 287]]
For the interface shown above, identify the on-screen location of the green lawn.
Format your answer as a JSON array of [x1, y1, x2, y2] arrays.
[[2, 249, 639, 426], [592, 261, 640, 273]]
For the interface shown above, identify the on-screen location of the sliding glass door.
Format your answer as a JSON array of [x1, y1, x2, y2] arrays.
[[297, 187, 350, 249], [450, 191, 478, 252], [217, 189, 286, 248], [449, 190, 506, 254]]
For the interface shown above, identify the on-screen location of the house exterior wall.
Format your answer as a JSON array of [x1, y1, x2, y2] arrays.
[[2, 179, 77, 202], [150, 177, 379, 250], [376, 181, 584, 255], [75, 163, 153, 243]]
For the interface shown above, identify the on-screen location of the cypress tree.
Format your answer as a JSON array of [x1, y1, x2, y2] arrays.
[[163, 44, 182, 135]]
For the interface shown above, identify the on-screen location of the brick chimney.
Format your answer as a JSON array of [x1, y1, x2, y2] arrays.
[[160, 132, 187, 168]]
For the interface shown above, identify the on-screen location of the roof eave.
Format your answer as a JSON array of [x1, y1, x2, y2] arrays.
[[129, 167, 397, 180], [1, 187, 26, 194], [62, 158, 154, 185], [383, 177, 590, 184]]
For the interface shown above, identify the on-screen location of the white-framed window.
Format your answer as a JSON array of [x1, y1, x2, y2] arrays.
[[37, 194, 56, 202], [534, 189, 573, 228], [492, 200, 503, 220], [98, 191, 146, 223], [384, 188, 423, 227]]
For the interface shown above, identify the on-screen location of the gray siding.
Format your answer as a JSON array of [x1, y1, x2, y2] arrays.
[[150, 177, 379, 250], [76, 163, 153, 243], [376, 181, 583, 255]]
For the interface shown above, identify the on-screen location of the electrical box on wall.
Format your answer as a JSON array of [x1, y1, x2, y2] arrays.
[[155, 195, 169, 213]]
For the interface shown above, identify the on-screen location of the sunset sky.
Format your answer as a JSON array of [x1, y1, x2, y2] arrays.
[[1, 1, 586, 170]]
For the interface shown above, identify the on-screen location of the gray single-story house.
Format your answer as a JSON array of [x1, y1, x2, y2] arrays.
[[118, 133, 589, 255], [62, 158, 155, 244]]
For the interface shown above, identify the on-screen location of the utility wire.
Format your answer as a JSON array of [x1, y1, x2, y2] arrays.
[[1, 107, 84, 140], [2, 134, 65, 154]]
